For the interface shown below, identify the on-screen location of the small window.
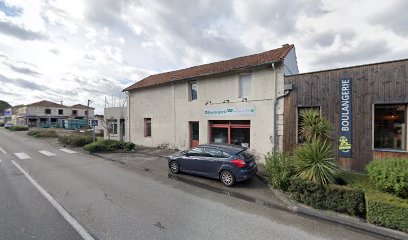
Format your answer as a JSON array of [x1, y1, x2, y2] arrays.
[[239, 74, 251, 98], [85, 110, 88, 116], [45, 109, 51, 114], [58, 109, 63, 115], [144, 118, 151, 137], [72, 110, 77, 115], [374, 104, 406, 150], [189, 81, 198, 101], [112, 122, 118, 135], [187, 147, 203, 157]]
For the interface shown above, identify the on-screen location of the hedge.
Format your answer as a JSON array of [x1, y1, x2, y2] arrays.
[[9, 126, 29, 131], [366, 192, 408, 233], [366, 158, 408, 199], [288, 178, 365, 217], [27, 130, 58, 138], [59, 134, 93, 147], [83, 139, 135, 153]]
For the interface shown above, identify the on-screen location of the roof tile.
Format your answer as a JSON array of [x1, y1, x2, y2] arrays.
[[124, 44, 294, 91]]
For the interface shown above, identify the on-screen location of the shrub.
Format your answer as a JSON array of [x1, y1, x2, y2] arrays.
[[366, 192, 408, 232], [83, 139, 135, 153], [366, 158, 408, 199], [124, 142, 135, 151], [299, 109, 332, 142], [59, 134, 93, 147], [27, 130, 58, 138], [292, 139, 340, 186], [265, 151, 294, 191], [288, 178, 366, 217], [9, 126, 29, 131]]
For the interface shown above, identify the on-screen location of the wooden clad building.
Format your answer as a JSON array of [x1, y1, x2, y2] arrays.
[[283, 59, 408, 172]]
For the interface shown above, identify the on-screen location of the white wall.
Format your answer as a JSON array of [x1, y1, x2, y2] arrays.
[[104, 107, 128, 141], [283, 47, 299, 76], [128, 66, 287, 162]]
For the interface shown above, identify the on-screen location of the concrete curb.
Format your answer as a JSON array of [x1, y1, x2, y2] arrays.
[[255, 173, 408, 240]]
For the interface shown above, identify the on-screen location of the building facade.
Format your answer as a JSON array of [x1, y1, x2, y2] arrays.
[[283, 59, 408, 172], [12, 100, 94, 127], [104, 107, 128, 141], [125, 44, 298, 160]]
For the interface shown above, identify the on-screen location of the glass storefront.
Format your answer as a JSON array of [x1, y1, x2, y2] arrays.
[[210, 120, 250, 148]]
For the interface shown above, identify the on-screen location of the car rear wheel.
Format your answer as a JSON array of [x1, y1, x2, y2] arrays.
[[169, 161, 180, 174], [220, 170, 236, 187]]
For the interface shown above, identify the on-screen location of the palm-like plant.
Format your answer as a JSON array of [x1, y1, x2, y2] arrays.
[[299, 109, 332, 143], [293, 139, 340, 185]]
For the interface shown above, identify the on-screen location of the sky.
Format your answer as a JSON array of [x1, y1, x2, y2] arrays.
[[0, 0, 407, 114]]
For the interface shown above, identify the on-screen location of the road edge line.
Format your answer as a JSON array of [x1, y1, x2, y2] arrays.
[[11, 160, 95, 240]]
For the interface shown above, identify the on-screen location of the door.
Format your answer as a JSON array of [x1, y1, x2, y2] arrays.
[[179, 147, 203, 172], [199, 148, 225, 177], [190, 122, 199, 148], [120, 119, 125, 141]]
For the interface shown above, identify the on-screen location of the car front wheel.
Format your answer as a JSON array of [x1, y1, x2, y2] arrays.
[[220, 170, 236, 187], [169, 161, 180, 174]]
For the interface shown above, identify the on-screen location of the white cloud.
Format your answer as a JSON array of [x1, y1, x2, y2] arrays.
[[0, 0, 407, 114]]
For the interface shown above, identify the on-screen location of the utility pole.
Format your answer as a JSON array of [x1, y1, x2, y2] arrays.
[[85, 99, 91, 130]]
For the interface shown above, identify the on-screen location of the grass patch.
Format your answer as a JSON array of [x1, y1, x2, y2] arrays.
[[27, 130, 58, 138], [9, 126, 29, 131], [83, 139, 135, 153], [59, 134, 93, 147]]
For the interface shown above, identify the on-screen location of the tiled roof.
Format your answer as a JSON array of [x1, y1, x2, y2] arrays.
[[71, 104, 95, 110], [27, 100, 66, 108], [124, 44, 294, 91]]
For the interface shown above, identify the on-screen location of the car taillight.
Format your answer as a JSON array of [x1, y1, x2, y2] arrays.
[[230, 159, 246, 168]]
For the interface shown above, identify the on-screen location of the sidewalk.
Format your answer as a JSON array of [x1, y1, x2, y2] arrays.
[[92, 146, 407, 240], [92, 146, 288, 209]]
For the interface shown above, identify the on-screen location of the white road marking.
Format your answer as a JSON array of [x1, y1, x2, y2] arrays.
[[14, 153, 31, 160], [0, 147, 6, 154], [59, 148, 77, 154], [11, 160, 95, 240], [39, 150, 56, 156]]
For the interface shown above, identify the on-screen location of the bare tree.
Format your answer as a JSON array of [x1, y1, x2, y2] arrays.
[[100, 116, 114, 140]]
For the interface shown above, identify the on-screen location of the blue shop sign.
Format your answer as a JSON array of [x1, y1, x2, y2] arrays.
[[339, 78, 352, 158]]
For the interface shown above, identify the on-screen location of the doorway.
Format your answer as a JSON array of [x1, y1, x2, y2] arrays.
[[190, 122, 199, 148]]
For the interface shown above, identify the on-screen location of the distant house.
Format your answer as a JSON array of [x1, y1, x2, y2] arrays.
[[11, 100, 95, 128]]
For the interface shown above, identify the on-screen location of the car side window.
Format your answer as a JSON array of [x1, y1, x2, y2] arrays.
[[187, 147, 203, 157], [203, 148, 224, 158]]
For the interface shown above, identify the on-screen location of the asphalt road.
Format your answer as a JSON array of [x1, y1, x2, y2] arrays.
[[0, 128, 385, 240]]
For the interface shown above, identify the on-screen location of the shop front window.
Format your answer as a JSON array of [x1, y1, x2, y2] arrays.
[[210, 120, 250, 148], [374, 104, 406, 150], [212, 128, 228, 144]]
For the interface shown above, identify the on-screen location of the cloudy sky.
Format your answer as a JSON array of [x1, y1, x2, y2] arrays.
[[0, 0, 407, 113]]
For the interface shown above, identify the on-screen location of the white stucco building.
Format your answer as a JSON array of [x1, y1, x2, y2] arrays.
[[104, 107, 128, 141], [124, 44, 298, 161]]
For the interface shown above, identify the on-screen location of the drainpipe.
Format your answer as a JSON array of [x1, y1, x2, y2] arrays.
[[272, 61, 292, 152]]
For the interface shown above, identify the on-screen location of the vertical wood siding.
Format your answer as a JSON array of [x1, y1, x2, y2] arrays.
[[284, 60, 408, 172]]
